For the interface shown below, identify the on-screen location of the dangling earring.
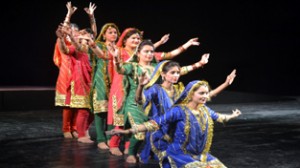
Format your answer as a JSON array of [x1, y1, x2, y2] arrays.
[[103, 36, 106, 40], [162, 76, 165, 81]]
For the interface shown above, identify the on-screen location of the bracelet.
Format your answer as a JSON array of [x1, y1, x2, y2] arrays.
[[192, 63, 202, 70], [90, 42, 96, 48], [90, 17, 96, 24], [178, 45, 186, 53], [132, 125, 139, 134]]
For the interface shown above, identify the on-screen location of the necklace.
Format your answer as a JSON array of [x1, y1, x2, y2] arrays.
[[161, 85, 174, 98], [124, 48, 135, 57]]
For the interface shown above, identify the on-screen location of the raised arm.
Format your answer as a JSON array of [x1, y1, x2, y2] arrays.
[[56, 25, 69, 54], [84, 2, 97, 37], [218, 109, 242, 123], [63, 1, 77, 26], [209, 69, 236, 98], [135, 71, 150, 105], [106, 122, 152, 135], [153, 34, 170, 49], [180, 53, 209, 75], [162, 37, 200, 60], [60, 25, 84, 52], [86, 37, 109, 59]]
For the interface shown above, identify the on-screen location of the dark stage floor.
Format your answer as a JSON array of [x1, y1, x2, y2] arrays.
[[0, 90, 300, 168]]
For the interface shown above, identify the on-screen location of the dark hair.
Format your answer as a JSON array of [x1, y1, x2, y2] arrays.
[[84, 28, 93, 35], [122, 29, 143, 46], [162, 61, 181, 74], [137, 39, 154, 53]]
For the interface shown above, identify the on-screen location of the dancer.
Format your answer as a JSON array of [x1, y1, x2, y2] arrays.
[[89, 23, 120, 150], [109, 80, 242, 167], [107, 28, 170, 156], [56, 23, 95, 143], [135, 60, 236, 164], [53, 1, 96, 139], [112, 39, 202, 163]]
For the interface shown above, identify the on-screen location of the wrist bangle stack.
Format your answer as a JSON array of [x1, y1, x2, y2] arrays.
[[90, 42, 96, 48], [90, 17, 96, 24]]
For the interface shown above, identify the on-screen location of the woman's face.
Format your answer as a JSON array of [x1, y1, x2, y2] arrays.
[[138, 44, 154, 63], [104, 27, 118, 43], [124, 33, 141, 49], [192, 85, 209, 105], [162, 66, 180, 84]]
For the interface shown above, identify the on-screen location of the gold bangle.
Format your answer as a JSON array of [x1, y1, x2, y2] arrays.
[[90, 42, 96, 48], [132, 125, 139, 134]]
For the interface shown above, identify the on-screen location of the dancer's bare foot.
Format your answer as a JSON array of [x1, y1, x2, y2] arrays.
[[63, 132, 73, 139], [126, 155, 137, 163], [85, 130, 91, 139], [71, 131, 78, 138], [123, 148, 129, 155], [97, 142, 109, 150], [78, 137, 94, 144], [109, 147, 123, 156]]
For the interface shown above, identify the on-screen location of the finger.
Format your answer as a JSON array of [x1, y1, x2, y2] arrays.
[[105, 131, 112, 135], [231, 69, 236, 75]]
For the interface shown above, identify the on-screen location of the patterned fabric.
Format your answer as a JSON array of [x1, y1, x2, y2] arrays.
[[53, 40, 72, 106], [107, 48, 132, 126], [90, 42, 113, 113], [116, 62, 158, 139], [107, 50, 164, 126], [144, 80, 227, 168], [65, 45, 92, 108], [140, 83, 184, 163], [139, 60, 184, 163]]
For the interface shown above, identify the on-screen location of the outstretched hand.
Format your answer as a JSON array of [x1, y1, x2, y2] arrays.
[[66, 1, 77, 15], [105, 129, 130, 136], [160, 34, 170, 45], [231, 109, 242, 118], [56, 25, 64, 38], [84, 2, 97, 16], [199, 53, 210, 65], [187, 37, 200, 46], [138, 70, 150, 86], [227, 69, 237, 85], [107, 43, 119, 62]]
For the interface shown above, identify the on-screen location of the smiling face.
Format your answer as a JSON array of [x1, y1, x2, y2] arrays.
[[191, 84, 210, 105], [103, 26, 118, 43], [124, 33, 141, 49]]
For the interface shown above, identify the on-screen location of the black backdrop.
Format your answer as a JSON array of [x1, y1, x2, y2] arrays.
[[1, 0, 299, 96]]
